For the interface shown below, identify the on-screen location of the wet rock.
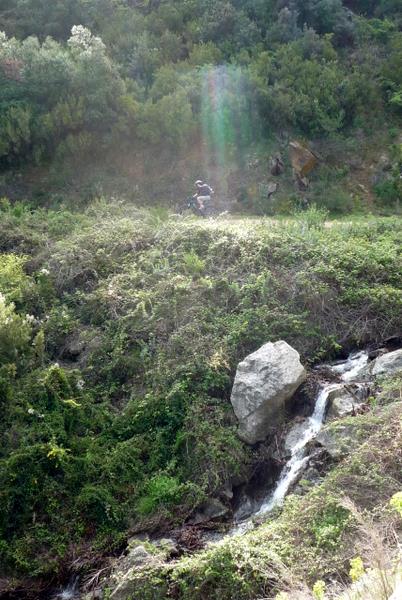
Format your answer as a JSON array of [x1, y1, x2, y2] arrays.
[[233, 490, 256, 522], [231, 341, 307, 444], [289, 141, 318, 177], [284, 419, 310, 456], [372, 348, 402, 377], [191, 498, 228, 525], [326, 384, 368, 420], [368, 348, 388, 361]]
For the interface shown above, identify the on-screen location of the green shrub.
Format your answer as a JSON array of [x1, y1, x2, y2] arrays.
[[0, 254, 31, 304], [0, 294, 32, 366], [137, 474, 187, 515]]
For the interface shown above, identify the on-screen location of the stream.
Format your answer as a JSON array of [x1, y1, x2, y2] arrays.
[[229, 351, 370, 536]]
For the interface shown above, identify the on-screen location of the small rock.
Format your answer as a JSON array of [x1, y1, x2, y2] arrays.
[[267, 182, 278, 197], [270, 156, 285, 176], [109, 546, 161, 600], [383, 335, 402, 350], [326, 384, 368, 420], [219, 482, 234, 501], [368, 348, 388, 361], [62, 335, 85, 360], [152, 538, 178, 558], [191, 498, 228, 525], [123, 545, 154, 568], [295, 174, 309, 191], [316, 424, 362, 460]]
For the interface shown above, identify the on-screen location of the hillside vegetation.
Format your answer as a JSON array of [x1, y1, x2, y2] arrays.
[[0, 201, 401, 592], [0, 1, 402, 209]]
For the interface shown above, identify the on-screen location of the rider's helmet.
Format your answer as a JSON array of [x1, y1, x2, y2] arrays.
[[195, 180, 203, 187]]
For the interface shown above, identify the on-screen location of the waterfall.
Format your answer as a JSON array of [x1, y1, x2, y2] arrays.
[[51, 576, 80, 600], [230, 351, 369, 534], [257, 383, 339, 514]]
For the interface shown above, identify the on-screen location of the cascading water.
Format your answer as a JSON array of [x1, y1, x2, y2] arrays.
[[257, 383, 340, 515], [50, 576, 80, 600], [230, 351, 369, 534]]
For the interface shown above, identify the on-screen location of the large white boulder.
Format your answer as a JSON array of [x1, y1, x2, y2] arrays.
[[230, 341, 307, 444], [372, 348, 402, 377]]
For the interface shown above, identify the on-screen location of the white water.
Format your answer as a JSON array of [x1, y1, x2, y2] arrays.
[[232, 351, 369, 530], [257, 383, 339, 514], [330, 351, 369, 382], [51, 576, 80, 600]]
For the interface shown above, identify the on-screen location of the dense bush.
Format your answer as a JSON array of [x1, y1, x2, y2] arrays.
[[0, 0, 400, 172]]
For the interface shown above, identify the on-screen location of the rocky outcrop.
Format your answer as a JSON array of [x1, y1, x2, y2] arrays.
[[230, 341, 307, 445], [289, 141, 318, 177], [349, 348, 402, 381]]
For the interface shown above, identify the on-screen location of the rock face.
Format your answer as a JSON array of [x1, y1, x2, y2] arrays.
[[372, 348, 402, 376], [289, 141, 318, 177], [231, 341, 307, 445]]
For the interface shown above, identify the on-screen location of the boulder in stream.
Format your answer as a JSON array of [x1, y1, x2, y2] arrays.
[[326, 384, 368, 420], [231, 341, 307, 444]]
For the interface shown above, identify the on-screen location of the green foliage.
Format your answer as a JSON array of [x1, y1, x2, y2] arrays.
[[0, 0, 400, 170], [389, 492, 402, 518], [312, 580, 326, 600], [137, 474, 187, 515], [0, 293, 32, 366], [0, 254, 31, 304], [311, 504, 351, 549], [0, 203, 400, 582], [296, 204, 329, 230]]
